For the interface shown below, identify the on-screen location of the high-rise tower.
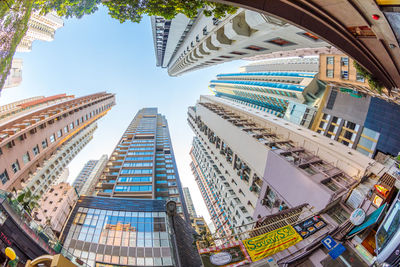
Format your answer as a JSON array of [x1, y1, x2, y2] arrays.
[[96, 108, 189, 220], [0, 92, 115, 192], [151, 9, 330, 76]]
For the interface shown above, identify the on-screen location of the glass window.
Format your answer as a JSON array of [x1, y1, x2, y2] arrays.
[[356, 72, 365, 82], [327, 56, 334, 65], [49, 134, 56, 143], [64, 126, 68, 133], [22, 152, 30, 164], [42, 139, 48, 149], [70, 123, 74, 130], [341, 57, 349, 66], [326, 69, 334, 78], [57, 130, 62, 138], [32, 145, 40, 156], [11, 160, 20, 173], [376, 201, 400, 251], [0, 170, 9, 185]]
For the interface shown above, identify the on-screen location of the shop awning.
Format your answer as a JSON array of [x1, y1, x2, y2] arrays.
[[347, 203, 387, 236]]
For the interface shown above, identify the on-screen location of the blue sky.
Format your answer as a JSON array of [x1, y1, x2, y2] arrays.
[[0, 7, 245, 223]]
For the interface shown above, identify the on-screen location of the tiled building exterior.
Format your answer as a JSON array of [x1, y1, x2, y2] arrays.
[[96, 108, 189, 220], [152, 8, 329, 76], [0, 92, 115, 192]]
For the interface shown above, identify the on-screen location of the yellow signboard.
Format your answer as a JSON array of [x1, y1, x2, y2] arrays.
[[243, 225, 303, 262]]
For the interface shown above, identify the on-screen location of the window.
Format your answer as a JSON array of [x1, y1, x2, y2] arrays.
[[69, 123, 74, 130], [326, 69, 334, 78], [327, 56, 334, 65], [230, 51, 247, 55], [75, 119, 79, 126], [0, 170, 9, 185], [341, 57, 349, 66], [42, 139, 48, 149], [11, 160, 20, 173], [341, 70, 349, 80], [118, 177, 152, 182], [299, 32, 320, 41], [114, 185, 152, 192], [244, 45, 267, 51], [49, 134, 56, 143], [57, 130, 62, 138], [266, 38, 295, 46], [120, 169, 152, 174], [63, 126, 68, 134], [356, 72, 365, 82], [219, 55, 233, 59], [22, 152, 30, 164]]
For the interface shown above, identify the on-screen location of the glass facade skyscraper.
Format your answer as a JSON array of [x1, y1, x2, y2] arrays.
[[61, 197, 175, 267], [61, 108, 200, 267], [95, 108, 189, 220]]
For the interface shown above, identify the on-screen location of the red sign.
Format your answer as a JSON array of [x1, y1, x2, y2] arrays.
[[0, 231, 12, 246]]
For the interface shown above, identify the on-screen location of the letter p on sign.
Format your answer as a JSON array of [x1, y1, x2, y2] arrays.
[[321, 236, 337, 250]]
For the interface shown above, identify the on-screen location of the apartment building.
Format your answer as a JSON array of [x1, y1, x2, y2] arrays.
[[3, 58, 23, 89], [0, 92, 115, 192], [73, 155, 108, 196], [188, 95, 387, 226], [182, 187, 197, 218], [17, 12, 64, 52], [21, 123, 98, 197], [152, 9, 329, 76], [96, 108, 189, 220], [210, 58, 325, 128], [319, 54, 400, 105], [34, 182, 78, 234]]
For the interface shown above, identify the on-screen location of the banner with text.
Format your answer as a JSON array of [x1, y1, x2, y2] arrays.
[[243, 225, 303, 262], [198, 241, 251, 267]]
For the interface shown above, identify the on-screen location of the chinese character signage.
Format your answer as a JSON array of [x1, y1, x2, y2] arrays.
[[243, 225, 302, 262], [293, 215, 327, 239], [198, 241, 251, 267]]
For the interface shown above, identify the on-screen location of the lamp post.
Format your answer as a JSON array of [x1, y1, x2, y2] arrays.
[[166, 200, 182, 267]]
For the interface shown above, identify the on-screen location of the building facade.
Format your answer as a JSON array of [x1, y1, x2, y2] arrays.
[[3, 58, 23, 89], [152, 9, 329, 76], [21, 123, 98, 197], [319, 54, 400, 105], [34, 182, 78, 234], [0, 92, 115, 192], [60, 196, 201, 267], [210, 58, 325, 127], [17, 12, 64, 52], [182, 187, 197, 218], [73, 155, 108, 196], [188, 95, 387, 228], [189, 136, 238, 238], [95, 108, 189, 221], [0, 94, 74, 123]]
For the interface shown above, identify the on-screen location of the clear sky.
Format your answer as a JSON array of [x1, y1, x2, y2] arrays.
[[0, 7, 245, 224]]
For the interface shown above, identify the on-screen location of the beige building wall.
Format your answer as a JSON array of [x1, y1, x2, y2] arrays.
[[34, 182, 78, 234]]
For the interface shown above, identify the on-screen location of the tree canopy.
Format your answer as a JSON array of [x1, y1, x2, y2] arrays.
[[33, 0, 238, 23]]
